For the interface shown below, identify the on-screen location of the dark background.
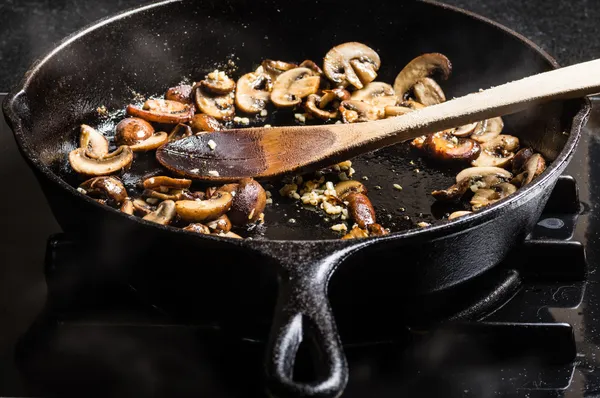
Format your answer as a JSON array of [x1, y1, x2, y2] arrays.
[[1, 0, 600, 92]]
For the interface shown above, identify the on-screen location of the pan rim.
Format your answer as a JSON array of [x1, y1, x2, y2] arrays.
[[2, 0, 591, 245]]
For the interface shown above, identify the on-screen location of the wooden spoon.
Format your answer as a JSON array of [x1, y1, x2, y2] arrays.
[[157, 59, 600, 182]]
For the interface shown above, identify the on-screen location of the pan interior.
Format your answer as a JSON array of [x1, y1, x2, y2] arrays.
[[18, 0, 573, 240]]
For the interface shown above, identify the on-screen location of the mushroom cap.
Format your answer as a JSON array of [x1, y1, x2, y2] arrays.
[[470, 117, 504, 143], [451, 122, 479, 137], [194, 87, 235, 121], [270, 67, 321, 108], [323, 42, 381, 89], [69, 146, 133, 176], [129, 132, 168, 152], [393, 53, 452, 99], [456, 166, 513, 184], [165, 84, 194, 104], [423, 132, 481, 161], [413, 77, 446, 106], [470, 183, 517, 211], [471, 134, 520, 168], [175, 191, 233, 222], [126, 100, 194, 124], [345, 192, 376, 229], [115, 118, 155, 146], [190, 114, 223, 133], [206, 214, 232, 233], [200, 70, 236, 95], [235, 72, 272, 114], [305, 94, 339, 120], [351, 82, 398, 109], [79, 176, 128, 205], [228, 178, 267, 225], [143, 200, 177, 225], [80, 124, 109, 158]]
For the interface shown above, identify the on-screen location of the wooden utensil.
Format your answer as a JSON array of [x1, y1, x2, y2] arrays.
[[157, 58, 600, 182]]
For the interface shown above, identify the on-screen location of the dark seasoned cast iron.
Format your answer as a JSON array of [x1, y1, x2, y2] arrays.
[[2, 0, 590, 397]]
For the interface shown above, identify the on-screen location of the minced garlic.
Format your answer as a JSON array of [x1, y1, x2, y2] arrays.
[[331, 223, 348, 232], [208, 170, 220, 177], [207, 139, 217, 150]]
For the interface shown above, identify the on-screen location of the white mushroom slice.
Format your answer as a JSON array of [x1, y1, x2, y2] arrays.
[[384, 105, 414, 117], [471, 117, 504, 143], [448, 211, 472, 220], [262, 59, 298, 80], [120, 198, 134, 215], [79, 124, 109, 159], [513, 153, 547, 187], [470, 183, 517, 211], [456, 166, 513, 184], [69, 146, 133, 176], [195, 88, 235, 121], [144, 176, 192, 190], [270, 67, 320, 108], [413, 77, 446, 105], [201, 70, 236, 95], [132, 198, 154, 215], [305, 94, 338, 120], [351, 82, 398, 109], [175, 192, 233, 222], [126, 100, 194, 124], [452, 122, 478, 137], [335, 180, 367, 199], [143, 200, 176, 225], [471, 134, 519, 168], [339, 100, 383, 123], [323, 42, 381, 89], [235, 72, 272, 114], [393, 53, 452, 100], [128, 132, 168, 152]]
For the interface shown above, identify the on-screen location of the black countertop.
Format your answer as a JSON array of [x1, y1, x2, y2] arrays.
[[1, 0, 600, 92]]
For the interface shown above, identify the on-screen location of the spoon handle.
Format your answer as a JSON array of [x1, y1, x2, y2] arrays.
[[344, 58, 600, 147]]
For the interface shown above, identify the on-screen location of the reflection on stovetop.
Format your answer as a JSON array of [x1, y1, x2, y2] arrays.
[[13, 176, 589, 398]]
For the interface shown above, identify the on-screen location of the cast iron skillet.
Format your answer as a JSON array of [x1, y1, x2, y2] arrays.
[[2, 0, 591, 397]]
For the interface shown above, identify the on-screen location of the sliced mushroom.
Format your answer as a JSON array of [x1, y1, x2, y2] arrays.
[[165, 84, 194, 104], [144, 176, 192, 190], [69, 146, 133, 176], [132, 198, 155, 215], [512, 147, 535, 174], [448, 211, 472, 220], [320, 88, 351, 108], [194, 87, 235, 120], [79, 176, 128, 205], [120, 198, 134, 215], [323, 42, 381, 89], [513, 153, 546, 187], [399, 100, 427, 110], [345, 192, 376, 229], [413, 77, 446, 105], [305, 94, 339, 120], [262, 59, 297, 80], [175, 191, 233, 222], [335, 180, 367, 199], [393, 53, 452, 100], [470, 183, 517, 211], [422, 132, 481, 161], [452, 122, 478, 137], [235, 72, 272, 114], [385, 105, 414, 117], [183, 223, 211, 234], [126, 99, 194, 124], [367, 223, 388, 236], [350, 82, 398, 109], [341, 226, 369, 240], [470, 117, 504, 143], [79, 124, 109, 158], [143, 200, 177, 225], [190, 114, 224, 133], [115, 117, 155, 146], [471, 135, 520, 168], [168, 123, 193, 142], [270, 67, 320, 108], [339, 100, 383, 123], [299, 60, 323, 75], [200, 70, 236, 95], [456, 166, 513, 184], [129, 132, 168, 152], [228, 178, 267, 225], [434, 166, 513, 202], [216, 231, 243, 239], [206, 214, 232, 233], [431, 178, 471, 201]]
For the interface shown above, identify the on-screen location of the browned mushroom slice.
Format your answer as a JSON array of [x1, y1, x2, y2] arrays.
[[143, 200, 177, 225], [513, 153, 546, 187], [270, 67, 320, 108], [206, 214, 232, 233], [194, 87, 235, 121], [399, 100, 427, 110], [431, 178, 471, 202], [262, 59, 298, 80], [433, 166, 512, 202], [410, 135, 428, 150], [69, 146, 133, 176], [367, 223, 388, 236], [470, 183, 517, 211], [228, 178, 267, 225], [385, 106, 414, 118], [350, 82, 398, 109], [183, 223, 212, 234], [165, 84, 194, 104], [132, 198, 154, 215], [200, 70, 236, 95], [305, 94, 339, 120], [413, 77, 446, 106], [168, 123, 193, 142], [341, 226, 369, 240], [456, 166, 513, 184], [235, 72, 273, 114], [144, 176, 192, 190], [345, 192, 376, 229], [512, 147, 535, 173], [339, 100, 383, 123], [206, 183, 239, 199], [323, 42, 381, 89], [115, 117, 155, 146], [175, 191, 233, 222], [471, 135, 520, 168], [448, 211, 472, 220], [299, 60, 324, 75], [452, 122, 479, 137], [470, 117, 504, 143], [79, 124, 109, 158], [127, 99, 194, 124], [320, 88, 351, 108], [120, 198, 134, 215], [422, 131, 481, 161], [335, 180, 367, 199], [79, 176, 128, 205], [216, 231, 243, 239], [393, 53, 452, 100], [129, 132, 168, 152], [190, 114, 224, 133]]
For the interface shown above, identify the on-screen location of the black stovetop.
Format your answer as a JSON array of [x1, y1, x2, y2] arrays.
[[1, 93, 600, 397]]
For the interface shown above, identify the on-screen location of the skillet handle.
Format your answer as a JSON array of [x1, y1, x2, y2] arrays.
[[254, 241, 367, 398]]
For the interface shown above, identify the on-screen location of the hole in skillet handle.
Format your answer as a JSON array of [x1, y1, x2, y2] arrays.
[[247, 239, 373, 398]]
